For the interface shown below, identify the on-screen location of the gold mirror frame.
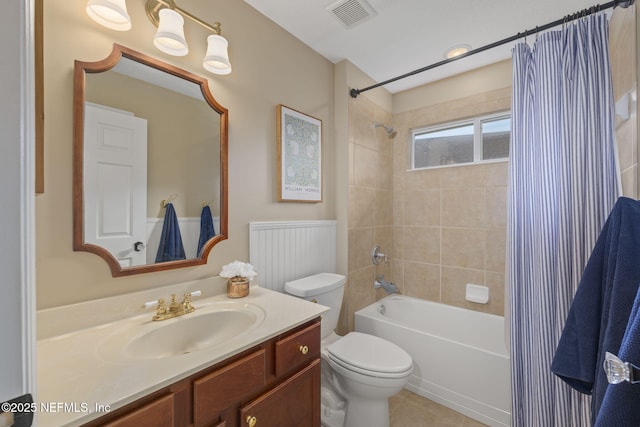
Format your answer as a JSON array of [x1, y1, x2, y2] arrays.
[[73, 44, 228, 277]]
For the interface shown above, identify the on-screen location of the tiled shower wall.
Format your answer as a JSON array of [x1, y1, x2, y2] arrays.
[[392, 88, 511, 317], [344, 95, 394, 331]]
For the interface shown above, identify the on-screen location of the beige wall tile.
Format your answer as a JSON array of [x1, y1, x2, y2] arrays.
[[352, 143, 377, 187], [486, 228, 507, 273], [485, 271, 505, 316], [404, 169, 442, 189], [374, 189, 393, 226], [403, 261, 440, 301], [403, 226, 440, 264], [404, 189, 441, 226], [393, 225, 404, 261], [440, 164, 486, 188], [391, 259, 405, 292], [485, 161, 509, 186], [486, 187, 507, 228], [441, 228, 486, 270], [346, 266, 377, 330], [441, 266, 484, 310], [375, 149, 394, 190], [442, 188, 486, 228], [352, 227, 375, 270], [349, 186, 375, 229]]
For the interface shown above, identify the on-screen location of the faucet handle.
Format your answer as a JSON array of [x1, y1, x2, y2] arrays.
[[143, 297, 166, 310], [182, 290, 201, 311], [371, 246, 388, 265]]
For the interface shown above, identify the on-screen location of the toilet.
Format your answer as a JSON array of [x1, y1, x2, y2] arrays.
[[285, 273, 413, 427]]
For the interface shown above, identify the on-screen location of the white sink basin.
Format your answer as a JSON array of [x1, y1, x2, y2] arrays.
[[127, 309, 259, 359], [97, 301, 265, 361]]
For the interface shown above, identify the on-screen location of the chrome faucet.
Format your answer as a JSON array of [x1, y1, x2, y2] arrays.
[[374, 276, 399, 294]]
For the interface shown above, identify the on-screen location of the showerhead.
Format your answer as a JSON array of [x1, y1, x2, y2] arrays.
[[373, 121, 397, 139]]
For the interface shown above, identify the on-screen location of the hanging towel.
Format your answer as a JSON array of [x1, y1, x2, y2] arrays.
[[595, 286, 640, 426], [551, 197, 640, 423], [197, 205, 215, 257], [155, 202, 186, 263]]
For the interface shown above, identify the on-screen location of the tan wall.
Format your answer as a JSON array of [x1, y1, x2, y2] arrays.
[[38, 0, 335, 308]]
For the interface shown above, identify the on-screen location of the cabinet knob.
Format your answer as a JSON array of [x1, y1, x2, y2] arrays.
[[299, 345, 309, 355], [246, 415, 257, 427]]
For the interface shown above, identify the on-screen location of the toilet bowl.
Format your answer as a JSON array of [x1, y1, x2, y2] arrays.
[[285, 273, 413, 427]]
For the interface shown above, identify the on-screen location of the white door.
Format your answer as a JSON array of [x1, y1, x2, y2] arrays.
[[83, 103, 148, 267]]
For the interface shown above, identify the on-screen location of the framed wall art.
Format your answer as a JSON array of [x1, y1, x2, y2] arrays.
[[277, 105, 322, 202]]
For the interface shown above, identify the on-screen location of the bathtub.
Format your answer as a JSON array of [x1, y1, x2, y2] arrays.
[[355, 295, 511, 427]]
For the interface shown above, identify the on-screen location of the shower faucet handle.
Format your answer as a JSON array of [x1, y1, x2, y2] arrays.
[[371, 246, 388, 265]]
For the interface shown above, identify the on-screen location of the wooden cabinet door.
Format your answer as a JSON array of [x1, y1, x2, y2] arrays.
[[102, 394, 174, 427], [239, 359, 320, 427], [193, 349, 266, 427]]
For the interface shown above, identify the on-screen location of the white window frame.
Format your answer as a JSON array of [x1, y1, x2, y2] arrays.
[[410, 111, 510, 170]]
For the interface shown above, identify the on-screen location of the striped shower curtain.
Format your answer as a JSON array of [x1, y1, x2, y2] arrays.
[[508, 14, 620, 426]]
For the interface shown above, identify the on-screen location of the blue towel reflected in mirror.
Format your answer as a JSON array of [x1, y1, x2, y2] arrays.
[[197, 205, 216, 257], [155, 202, 186, 263]]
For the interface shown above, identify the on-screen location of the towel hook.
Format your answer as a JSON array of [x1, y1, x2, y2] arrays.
[[162, 194, 178, 208], [202, 199, 214, 208]]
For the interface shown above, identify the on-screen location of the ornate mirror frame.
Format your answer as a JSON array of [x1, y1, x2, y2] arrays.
[[73, 44, 228, 277]]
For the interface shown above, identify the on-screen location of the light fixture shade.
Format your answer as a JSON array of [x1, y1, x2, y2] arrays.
[[203, 35, 232, 75], [86, 0, 131, 31], [153, 8, 189, 56]]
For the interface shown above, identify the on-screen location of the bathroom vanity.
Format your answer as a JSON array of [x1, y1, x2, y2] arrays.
[[37, 285, 327, 427], [83, 319, 321, 427]]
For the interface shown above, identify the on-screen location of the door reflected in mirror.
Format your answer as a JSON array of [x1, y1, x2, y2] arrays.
[[73, 44, 228, 277]]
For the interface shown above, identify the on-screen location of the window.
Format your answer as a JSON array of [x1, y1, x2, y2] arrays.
[[411, 112, 510, 169]]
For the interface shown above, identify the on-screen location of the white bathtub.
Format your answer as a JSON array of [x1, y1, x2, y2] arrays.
[[355, 295, 511, 427]]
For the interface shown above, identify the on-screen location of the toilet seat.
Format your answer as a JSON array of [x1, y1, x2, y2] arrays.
[[327, 332, 413, 379]]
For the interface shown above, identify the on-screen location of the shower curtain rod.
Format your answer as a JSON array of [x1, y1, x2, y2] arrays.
[[349, 0, 634, 98]]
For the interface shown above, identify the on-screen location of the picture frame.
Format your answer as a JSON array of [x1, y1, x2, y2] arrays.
[[277, 105, 322, 202]]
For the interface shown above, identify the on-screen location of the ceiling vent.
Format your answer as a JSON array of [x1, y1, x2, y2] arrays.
[[327, 0, 377, 29]]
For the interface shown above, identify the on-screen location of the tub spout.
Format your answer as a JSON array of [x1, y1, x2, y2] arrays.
[[374, 276, 399, 294]]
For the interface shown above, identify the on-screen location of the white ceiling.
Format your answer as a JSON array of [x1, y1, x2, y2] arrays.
[[243, 0, 602, 94]]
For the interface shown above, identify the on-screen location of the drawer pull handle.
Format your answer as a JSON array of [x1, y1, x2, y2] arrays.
[[246, 415, 257, 427], [299, 345, 309, 355]]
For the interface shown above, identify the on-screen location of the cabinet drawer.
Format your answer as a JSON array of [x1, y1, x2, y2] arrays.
[[103, 394, 174, 427], [194, 349, 266, 426], [275, 322, 320, 377]]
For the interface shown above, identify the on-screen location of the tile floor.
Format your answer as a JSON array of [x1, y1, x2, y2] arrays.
[[389, 390, 487, 427]]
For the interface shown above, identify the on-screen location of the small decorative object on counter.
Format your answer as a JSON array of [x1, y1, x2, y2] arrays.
[[220, 260, 258, 298]]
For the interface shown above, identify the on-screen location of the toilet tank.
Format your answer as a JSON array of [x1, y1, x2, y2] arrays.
[[285, 273, 346, 339]]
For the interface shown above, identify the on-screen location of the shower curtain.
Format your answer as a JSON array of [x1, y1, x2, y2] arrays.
[[508, 14, 619, 426]]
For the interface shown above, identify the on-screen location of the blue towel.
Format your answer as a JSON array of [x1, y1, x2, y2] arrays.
[[197, 205, 215, 257], [595, 287, 640, 426], [155, 202, 186, 263], [551, 197, 640, 423]]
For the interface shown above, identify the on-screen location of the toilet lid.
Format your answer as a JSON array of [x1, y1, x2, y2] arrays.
[[327, 332, 412, 377]]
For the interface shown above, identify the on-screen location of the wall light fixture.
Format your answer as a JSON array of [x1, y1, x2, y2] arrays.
[[86, 0, 232, 75]]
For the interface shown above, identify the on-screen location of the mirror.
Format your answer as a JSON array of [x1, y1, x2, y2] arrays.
[[73, 44, 228, 277]]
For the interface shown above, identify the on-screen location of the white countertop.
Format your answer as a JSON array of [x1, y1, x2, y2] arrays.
[[36, 286, 327, 426]]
